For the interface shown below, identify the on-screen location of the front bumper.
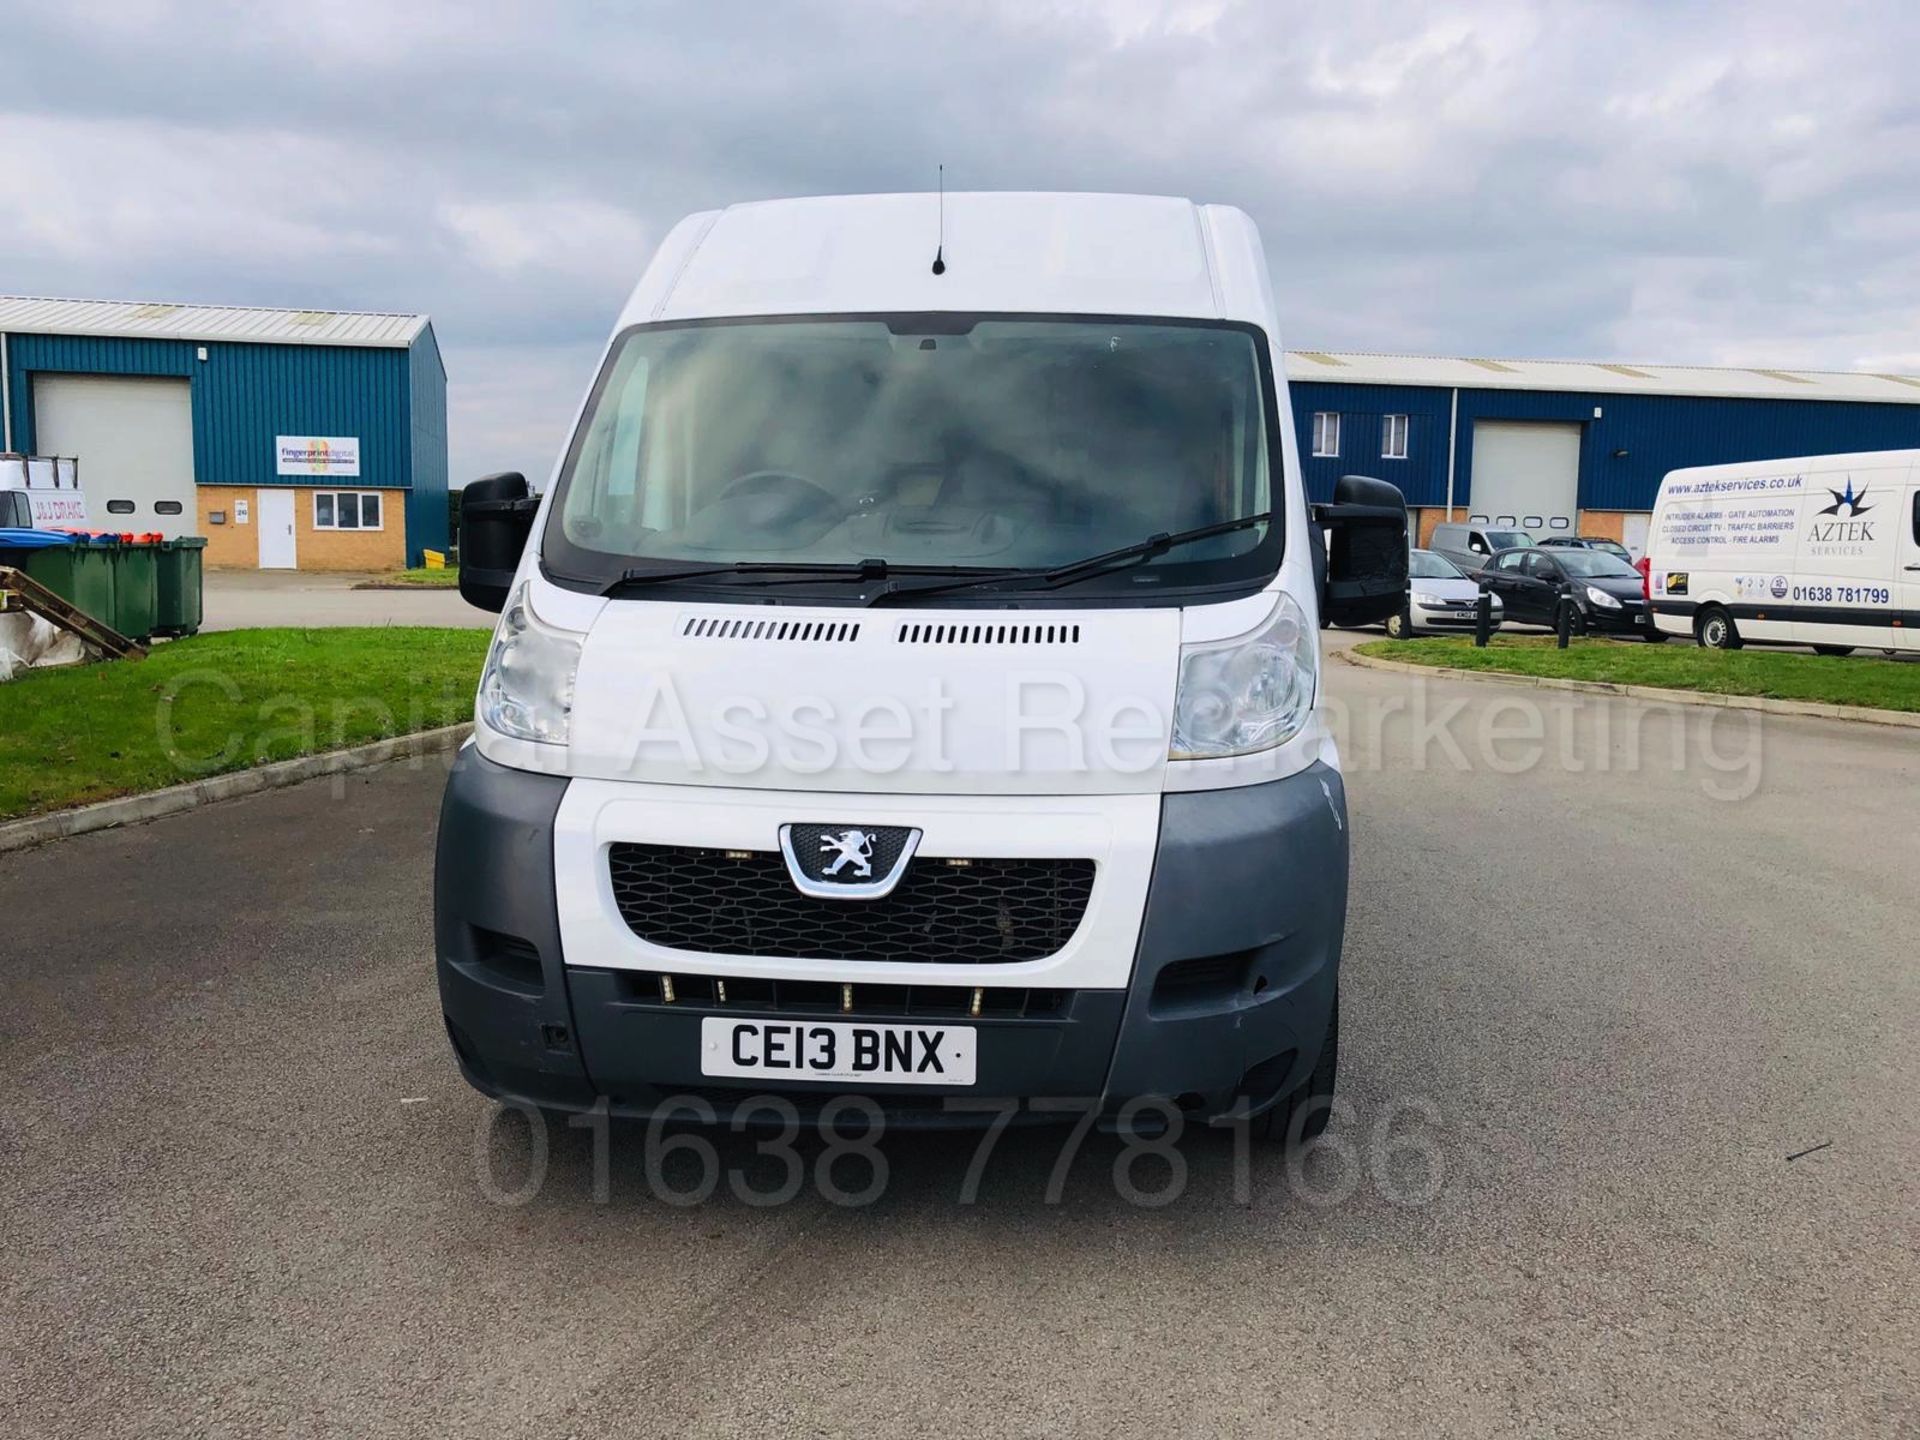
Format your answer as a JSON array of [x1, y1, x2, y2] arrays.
[[1584, 602, 1654, 634], [1411, 598, 1501, 632], [435, 750, 1348, 1128]]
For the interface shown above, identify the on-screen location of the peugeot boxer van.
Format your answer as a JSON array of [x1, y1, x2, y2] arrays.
[[436, 193, 1406, 1141], [1646, 450, 1920, 652]]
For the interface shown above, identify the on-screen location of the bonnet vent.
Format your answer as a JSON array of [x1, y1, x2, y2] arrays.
[[681, 616, 862, 643], [896, 622, 1081, 646]]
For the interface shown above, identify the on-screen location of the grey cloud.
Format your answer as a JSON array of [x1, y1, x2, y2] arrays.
[[5, 0, 1917, 483]]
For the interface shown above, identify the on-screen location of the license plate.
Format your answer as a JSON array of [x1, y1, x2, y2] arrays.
[[700, 1018, 977, 1086]]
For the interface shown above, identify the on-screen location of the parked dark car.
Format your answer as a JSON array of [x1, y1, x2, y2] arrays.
[[1478, 547, 1663, 639], [1538, 535, 1633, 562]]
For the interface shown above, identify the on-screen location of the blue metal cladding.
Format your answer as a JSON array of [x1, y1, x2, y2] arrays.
[[1289, 382, 1453, 507], [1290, 379, 1920, 511], [1568, 393, 1920, 510], [405, 325, 450, 565], [7, 332, 413, 488]]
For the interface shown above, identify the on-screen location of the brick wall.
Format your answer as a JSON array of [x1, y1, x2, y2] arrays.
[[197, 486, 406, 571], [1408, 508, 1649, 549], [1571, 510, 1631, 543], [1414, 508, 1455, 546]]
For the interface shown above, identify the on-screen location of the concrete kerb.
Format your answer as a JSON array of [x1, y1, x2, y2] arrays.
[[1336, 648, 1920, 730], [0, 724, 472, 855]]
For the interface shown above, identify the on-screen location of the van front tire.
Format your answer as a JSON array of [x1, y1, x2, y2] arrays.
[[1695, 606, 1742, 650], [1251, 995, 1340, 1145]]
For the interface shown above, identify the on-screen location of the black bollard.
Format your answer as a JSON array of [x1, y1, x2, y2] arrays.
[[1474, 592, 1493, 647], [1555, 601, 1573, 649]]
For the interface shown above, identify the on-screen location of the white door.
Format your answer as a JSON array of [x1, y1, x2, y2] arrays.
[[257, 489, 297, 569], [1621, 512, 1651, 559], [33, 375, 197, 537], [1468, 421, 1582, 538]]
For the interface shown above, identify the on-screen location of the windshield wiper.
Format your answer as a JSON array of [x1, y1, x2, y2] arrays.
[[600, 559, 897, 595], [864, 512, 1273, 607]]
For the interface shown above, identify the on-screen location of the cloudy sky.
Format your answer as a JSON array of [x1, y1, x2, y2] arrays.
[[6, 0, 1918, 483]]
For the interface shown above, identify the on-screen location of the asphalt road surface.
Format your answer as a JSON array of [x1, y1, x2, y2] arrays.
[[3, 662, 1914, 1437], [201, 571, 491, 632]]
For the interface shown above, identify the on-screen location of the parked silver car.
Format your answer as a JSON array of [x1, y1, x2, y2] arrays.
[[1386, 549, 1505, 637]]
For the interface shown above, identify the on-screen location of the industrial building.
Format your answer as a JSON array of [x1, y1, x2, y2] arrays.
[[0, 296, 447, 571], [1285, 353, 1920, 554]]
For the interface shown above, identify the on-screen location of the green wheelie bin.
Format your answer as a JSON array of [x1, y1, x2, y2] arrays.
[[15, 540, 116, 628], [153, 536, 208, 637], [104, 539, 160, 644]]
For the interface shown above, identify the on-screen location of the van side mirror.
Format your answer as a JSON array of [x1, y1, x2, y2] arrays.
[[458, 472, 540, 613], [1312, 474, 1410, 628]]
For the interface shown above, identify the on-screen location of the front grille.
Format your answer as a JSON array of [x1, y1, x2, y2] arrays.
[[607, 844, 1096, 963]]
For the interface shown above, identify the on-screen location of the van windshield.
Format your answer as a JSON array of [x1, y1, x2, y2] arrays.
[[1484, 530, 1535, 551], [542, 315, 1280, 599]]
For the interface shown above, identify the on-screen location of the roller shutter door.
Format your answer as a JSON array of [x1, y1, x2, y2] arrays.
[[33, 375, 197, 538], [1468, 421, 1580, 537]]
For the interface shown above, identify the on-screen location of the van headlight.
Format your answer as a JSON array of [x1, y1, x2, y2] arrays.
[[1170, 592, 1316, 760], [1586, 585, 1622, 610], [477, 582, 582, 744]]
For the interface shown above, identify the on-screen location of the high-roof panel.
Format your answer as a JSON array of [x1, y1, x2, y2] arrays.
[[0, 295, 428, 348], [1282, 350, 1920, 404], [646, 192, 1239, 324]]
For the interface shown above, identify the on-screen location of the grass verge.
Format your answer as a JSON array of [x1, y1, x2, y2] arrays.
[[0, 628, 490, 820], [357, 566, 461, 588], [1354, 635, 1920, 713]]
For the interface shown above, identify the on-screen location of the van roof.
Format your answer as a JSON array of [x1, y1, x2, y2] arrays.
[[618, 192, 1278, 331], [1663, 449, 1920, 485]]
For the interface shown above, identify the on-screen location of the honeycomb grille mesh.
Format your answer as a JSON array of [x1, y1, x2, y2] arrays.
[[607, 845, 1095, 963]]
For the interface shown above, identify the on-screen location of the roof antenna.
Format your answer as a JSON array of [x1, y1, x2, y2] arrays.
[[931, 165, 947, 275]]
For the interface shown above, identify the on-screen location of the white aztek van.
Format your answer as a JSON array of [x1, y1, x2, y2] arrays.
[[1646, 450, 1920, 653], [437, 193, 1406, 1141]]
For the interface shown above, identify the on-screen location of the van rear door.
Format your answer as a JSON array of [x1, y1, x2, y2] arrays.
[[1901, 480, 1920, 652], [1790, 457, 1907, 652]]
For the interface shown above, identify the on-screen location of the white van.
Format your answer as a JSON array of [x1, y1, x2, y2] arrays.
[[436, 193, 1406, 1142], [0, 454, 88, 530], [1646, 450, 1920, 653]]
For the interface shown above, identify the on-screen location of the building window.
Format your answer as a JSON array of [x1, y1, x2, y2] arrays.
[[1382, 414, 1409, 460], [313, 491, 384, 531], [1312, 411, 1341, 457]]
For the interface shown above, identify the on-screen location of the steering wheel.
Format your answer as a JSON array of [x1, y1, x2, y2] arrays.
[[715, 469, 841, 521]]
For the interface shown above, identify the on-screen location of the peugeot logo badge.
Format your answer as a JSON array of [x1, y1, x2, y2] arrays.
[[778, 823, 922, 900], [818, 828, 876, 879]]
